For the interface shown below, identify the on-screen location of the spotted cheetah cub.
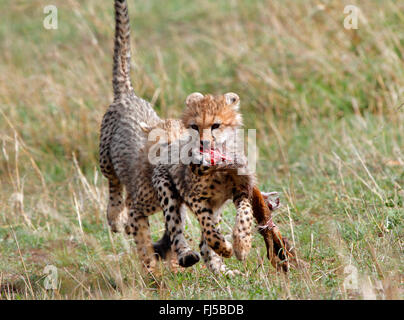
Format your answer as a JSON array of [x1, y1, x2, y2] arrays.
[[145, 93, 255, 275], [100, 0, 254, 274]]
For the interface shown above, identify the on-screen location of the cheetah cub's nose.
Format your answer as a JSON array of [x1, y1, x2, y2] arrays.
[[200, 140, 211, 151]]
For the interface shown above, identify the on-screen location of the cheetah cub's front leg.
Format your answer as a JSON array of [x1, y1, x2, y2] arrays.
[[192, 201, 233, 258], [152, 167, 200, 268], [232, 192, 254, 261], [199, 213, 241, 276]]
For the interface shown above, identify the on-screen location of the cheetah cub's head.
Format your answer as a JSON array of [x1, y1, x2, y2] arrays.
[[181, 93, 243, 160]]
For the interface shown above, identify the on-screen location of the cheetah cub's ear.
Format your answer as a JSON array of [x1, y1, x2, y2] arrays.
[[185, 92, 204, 106], [224, 92, 240, 110]]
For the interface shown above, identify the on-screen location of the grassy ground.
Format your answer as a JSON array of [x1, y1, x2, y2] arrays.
[[0, 0, 403, 299]]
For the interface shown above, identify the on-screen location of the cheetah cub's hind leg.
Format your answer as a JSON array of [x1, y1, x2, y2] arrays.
[[99, 147, 127, 233], [125, 205, 157, 272], [106, 178, 127, 232]]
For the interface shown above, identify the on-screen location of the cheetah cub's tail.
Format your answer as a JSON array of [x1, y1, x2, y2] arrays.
[[112, 0, 133, 99]]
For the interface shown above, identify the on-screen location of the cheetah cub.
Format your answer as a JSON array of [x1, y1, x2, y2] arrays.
[[100, 0, 254, 274]]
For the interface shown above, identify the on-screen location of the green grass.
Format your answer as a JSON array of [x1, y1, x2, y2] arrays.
[[0, 0, 403, 299]]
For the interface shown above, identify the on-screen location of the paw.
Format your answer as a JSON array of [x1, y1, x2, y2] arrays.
[[178, 250, 201, 268], [233, 246, 249, 261], [233, 235, 251, 261]]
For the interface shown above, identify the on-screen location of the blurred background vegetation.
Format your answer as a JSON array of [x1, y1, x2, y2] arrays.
[[0, 0, 402, 299]]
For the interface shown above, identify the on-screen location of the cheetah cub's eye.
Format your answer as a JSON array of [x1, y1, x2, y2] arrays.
[[190, 124, 199, 131], [211, 123, 221, 130]]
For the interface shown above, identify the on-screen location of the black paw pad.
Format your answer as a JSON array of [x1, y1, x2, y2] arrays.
[[179, 251, 200, 267]]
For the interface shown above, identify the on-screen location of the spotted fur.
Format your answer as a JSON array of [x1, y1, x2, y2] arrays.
[[100, 0, 255, 274]]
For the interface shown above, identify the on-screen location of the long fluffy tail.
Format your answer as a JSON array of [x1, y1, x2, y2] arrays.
[[112, 0, 133, 98]]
